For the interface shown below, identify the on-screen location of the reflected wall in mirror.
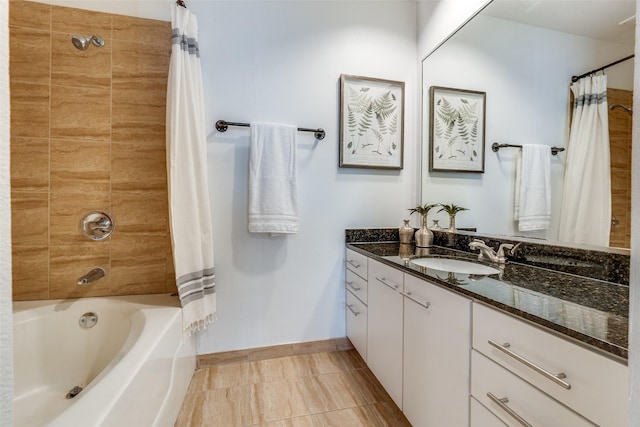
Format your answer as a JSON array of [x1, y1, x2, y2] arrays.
[[421, 0, 635, 249]]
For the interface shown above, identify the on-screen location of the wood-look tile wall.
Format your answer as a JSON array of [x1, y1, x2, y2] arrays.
[[608, 88, 633, 249], [9, 0, 176, 300]]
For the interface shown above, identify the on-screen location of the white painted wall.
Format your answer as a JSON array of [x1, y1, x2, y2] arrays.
[[420, 14, 634, 240], [417, 0, 489, 60], [193, 1, 418, 353], [23, 0, 418, 354]]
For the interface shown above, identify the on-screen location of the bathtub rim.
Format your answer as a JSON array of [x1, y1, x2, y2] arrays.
[[12, 293, 194, 427]]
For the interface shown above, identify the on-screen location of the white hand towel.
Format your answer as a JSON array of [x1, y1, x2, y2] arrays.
[[514, 144, 551, 231], [249, 122, 299, 234]]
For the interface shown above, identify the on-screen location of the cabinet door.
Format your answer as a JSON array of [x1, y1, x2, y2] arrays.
[[367, 259, 404, 408], [403, 274, 471, 427], [346, 290, 367, 361]]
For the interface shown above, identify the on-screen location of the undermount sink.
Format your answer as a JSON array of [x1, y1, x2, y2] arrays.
[[410, 257, 501, 275]]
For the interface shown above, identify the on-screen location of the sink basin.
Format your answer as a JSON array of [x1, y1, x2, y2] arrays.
[[410, 257, 500, 275]]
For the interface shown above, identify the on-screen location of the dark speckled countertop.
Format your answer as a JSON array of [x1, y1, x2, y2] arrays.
[[347, 241, 629, 361]]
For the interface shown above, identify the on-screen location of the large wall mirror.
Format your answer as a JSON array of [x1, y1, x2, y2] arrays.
[[421, 0, 635, 250]]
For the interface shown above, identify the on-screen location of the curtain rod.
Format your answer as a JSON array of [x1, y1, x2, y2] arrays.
[[176, 0, 186, 8], [571, 54, 635, 82], [215, 120, 326, 140], [491, 142, 565, 156]]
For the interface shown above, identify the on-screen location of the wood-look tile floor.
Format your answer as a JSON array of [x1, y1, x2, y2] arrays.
[[175, 349, 412, 427]]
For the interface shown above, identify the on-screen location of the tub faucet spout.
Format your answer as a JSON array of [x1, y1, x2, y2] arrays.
[[77, 267, 106, 286]]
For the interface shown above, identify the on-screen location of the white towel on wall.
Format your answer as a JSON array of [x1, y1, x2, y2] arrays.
[[249, 122, 299, 234], [514, 144, 551, 231]]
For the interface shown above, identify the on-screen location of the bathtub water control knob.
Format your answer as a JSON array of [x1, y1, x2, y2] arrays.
[[79, 312, 98, 329], [81, 211, 114, 241]]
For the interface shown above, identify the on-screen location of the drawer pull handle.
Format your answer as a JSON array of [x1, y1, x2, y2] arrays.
[[488, 340, 571, 390], [375, 276, 399, 291], [345, 281, 361, 292], [487, 392, 533, 427], [400, 291, 431, 309], [346, 304, 360, 317], [346, 260, 361, 269]]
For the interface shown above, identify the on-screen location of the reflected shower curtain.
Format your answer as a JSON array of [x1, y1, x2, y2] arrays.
[[558, 75, 611, 246], [167, 4, 216, 334]]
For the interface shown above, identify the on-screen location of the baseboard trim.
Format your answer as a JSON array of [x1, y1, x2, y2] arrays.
[[197, 337, 354, 369]]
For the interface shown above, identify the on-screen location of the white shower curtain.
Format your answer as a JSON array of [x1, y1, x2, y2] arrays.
[[167, 4, 216, 334], [558, 75, 611, 246]]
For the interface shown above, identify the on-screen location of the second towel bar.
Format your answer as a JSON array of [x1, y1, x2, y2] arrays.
[[492, 142, 565, 156], [216, 120, 326, 140]]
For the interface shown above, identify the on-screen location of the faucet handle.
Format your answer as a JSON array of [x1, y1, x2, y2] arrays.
[[497, 243, 513, 257]]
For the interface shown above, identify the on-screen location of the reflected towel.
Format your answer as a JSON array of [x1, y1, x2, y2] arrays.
[[514, 144, 551, 231], [249, 122, 299, 234]]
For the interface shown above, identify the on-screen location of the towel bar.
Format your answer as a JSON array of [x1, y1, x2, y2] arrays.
[[216, 120, 325, 140], [492, 142, 564, 156]]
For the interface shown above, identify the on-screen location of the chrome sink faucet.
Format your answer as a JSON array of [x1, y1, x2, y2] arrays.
[[469, 240, 513, 265], [77, 267, 106, 286]]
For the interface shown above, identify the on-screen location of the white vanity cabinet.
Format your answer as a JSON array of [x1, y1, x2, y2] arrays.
[[345, 249, 368, 360], [472, 302, 628, 427], [345, 246, 628, 427], [367, 258, 404, 408], [402, 274, 471, 427]]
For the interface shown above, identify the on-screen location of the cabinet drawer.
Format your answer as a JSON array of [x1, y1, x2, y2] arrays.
[[346, 291, 367, 361], [472, 350, 595, 427], [345, 269, 367, 305], [473, 302, 627, 427], [470, 397, 508, 427], [346, 249, 368, 280]]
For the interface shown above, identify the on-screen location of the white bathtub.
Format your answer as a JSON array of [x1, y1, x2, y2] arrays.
[[13, 294, 195, 427]]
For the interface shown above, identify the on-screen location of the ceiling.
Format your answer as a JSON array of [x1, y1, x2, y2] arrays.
[[483, 0, 636, 45]]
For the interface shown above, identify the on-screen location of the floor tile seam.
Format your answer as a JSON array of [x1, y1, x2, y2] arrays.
[[341, 368, 376, 407], [197, 349, 353, 370], [359, 403, 392, 427], [186, 371, 337, 393]]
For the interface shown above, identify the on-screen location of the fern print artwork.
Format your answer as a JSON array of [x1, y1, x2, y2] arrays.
[[429, 86, 486, 173], [339, 75, 404, 169]]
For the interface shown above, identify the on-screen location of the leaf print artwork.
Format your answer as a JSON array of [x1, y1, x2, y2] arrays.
[[429, 86, 486, 173], [340, 75, 405, 169]]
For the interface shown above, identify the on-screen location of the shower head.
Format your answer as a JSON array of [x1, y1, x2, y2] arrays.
[[71, 35, 105, 50]]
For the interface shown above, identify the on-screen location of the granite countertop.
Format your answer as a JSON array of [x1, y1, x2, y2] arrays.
[[347, 241, 629, 361]]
